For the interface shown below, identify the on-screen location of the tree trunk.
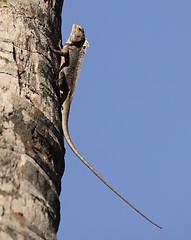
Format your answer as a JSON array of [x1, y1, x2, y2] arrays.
[[0, 1, 64, 239]]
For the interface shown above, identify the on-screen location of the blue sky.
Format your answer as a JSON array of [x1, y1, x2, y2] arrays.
[[57, 1, 191, 239]]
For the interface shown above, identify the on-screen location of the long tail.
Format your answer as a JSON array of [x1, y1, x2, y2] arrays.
[[62, 119, 162, 229]]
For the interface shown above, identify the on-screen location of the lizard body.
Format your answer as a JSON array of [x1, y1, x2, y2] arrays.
[[56, 24, 162, 229]]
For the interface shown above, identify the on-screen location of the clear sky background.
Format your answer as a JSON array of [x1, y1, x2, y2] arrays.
[[57, 1, 191, 239]]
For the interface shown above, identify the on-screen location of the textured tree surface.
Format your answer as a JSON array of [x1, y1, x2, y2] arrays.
[[0, 0, 64, 239]]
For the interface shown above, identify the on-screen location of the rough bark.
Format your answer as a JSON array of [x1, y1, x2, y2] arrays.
[[0, 0, 64, 239]]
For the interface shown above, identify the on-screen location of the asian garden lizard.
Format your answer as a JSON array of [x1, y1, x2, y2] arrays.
[[54, 23, 162, 229]]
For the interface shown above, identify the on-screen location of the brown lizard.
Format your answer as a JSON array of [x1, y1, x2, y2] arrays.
[[54, 23, 162, 229]]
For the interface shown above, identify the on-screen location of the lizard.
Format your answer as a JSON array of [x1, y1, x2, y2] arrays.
[[54, 23, 162, 229]]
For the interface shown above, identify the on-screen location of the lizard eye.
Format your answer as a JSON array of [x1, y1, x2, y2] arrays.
[[78, 27, 83, 32]]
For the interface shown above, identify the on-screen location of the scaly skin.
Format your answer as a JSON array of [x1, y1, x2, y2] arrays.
[[57, 23, 162, 229]]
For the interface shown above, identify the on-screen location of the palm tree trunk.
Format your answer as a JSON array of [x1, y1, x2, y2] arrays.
[[0, 1, 64, 239]]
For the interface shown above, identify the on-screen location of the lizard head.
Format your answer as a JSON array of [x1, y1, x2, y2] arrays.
[[67, 24, 86, 45]]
